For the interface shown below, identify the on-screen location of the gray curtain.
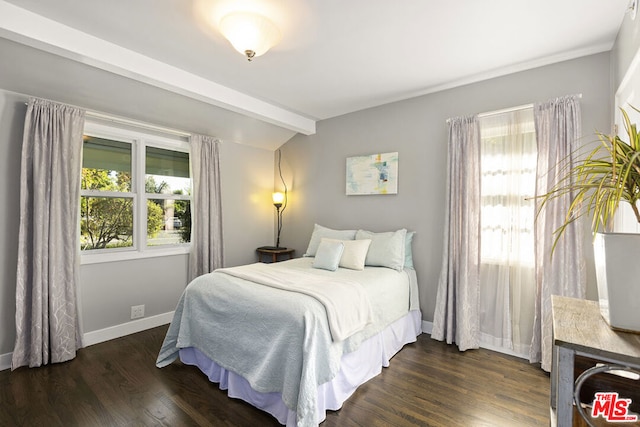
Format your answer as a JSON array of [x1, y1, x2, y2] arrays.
[[13, 98, 85, 370], [530, 95, 585, 371], [431, 115, 482, 351], [189, 134, 224, 281]]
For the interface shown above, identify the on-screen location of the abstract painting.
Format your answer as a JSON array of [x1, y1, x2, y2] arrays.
[[346, 152, 398, 195]]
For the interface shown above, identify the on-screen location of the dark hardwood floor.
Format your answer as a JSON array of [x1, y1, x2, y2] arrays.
[[0, 326, 551, 426]]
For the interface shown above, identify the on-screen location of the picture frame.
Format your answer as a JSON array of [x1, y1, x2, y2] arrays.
[[346, 152, 398, 195]]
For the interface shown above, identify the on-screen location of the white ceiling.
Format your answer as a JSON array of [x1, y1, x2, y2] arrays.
[[0, 0, 631, 149]]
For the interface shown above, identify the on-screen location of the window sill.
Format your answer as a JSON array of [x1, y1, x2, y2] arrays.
[[80, 245, 190, 265]]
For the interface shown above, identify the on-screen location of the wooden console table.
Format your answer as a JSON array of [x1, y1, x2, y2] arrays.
[[551, 295, 640, 426]]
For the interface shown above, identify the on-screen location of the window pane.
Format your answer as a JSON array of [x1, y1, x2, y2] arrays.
[[145, 147, 190, 195], [80, 196, 133, 250], [480, 110, 536, 266], [82, 136, 132, 191], [147, 199, 191, 246]]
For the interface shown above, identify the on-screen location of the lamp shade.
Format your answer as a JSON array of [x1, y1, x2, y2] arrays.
[[272, 192, 285, 205], [220, 12, 281, 60]]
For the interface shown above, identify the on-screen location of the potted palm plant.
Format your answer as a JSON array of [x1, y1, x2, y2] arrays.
[[539, 107, 640, 333]]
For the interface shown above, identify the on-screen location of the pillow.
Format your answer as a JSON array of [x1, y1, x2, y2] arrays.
[[325, 238, 371, 270], [404, 231, 415, 269], [304, 224, 357, 257], [355, 228, 407, 271], [312, 239, 344, 271]]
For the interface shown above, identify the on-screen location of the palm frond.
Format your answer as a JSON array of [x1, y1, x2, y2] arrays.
[[536, 107, 640, 254]]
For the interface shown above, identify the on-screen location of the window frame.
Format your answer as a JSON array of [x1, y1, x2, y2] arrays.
[[80, 121, 191, 265]]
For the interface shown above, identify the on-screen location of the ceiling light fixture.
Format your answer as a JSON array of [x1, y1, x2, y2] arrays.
[[220, 12, 281, 61]]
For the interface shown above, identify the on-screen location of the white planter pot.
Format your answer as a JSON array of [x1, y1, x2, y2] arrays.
[[593, 232, 640, 333]]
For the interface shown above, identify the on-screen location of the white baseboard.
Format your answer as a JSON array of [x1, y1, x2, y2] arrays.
[[0, 311, 174, 371], [0, 351, 12, 372], [83, 311, 174, 347], [422, 320, 433, 335]]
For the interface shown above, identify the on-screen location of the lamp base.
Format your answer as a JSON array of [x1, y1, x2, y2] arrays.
[[257, 246, 287, 251]]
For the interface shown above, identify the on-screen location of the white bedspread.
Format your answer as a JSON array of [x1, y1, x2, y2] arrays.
[[217, 263, 373, 341], [156, 258, 413, 427]]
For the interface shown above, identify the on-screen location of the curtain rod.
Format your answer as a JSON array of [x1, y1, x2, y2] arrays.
[[477, 102, 534, 119], [446, 93, 583, 123], [24, 101, 192, 138]]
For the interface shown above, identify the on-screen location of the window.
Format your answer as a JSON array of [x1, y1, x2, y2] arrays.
[[479, 109, 537, 267], [80, 122, 191, 262], [478, 107, 537, 356]]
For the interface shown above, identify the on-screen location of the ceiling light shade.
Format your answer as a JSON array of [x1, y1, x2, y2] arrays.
[[220, 12, 281, 61]]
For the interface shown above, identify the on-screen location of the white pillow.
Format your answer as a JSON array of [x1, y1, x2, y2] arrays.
[[355, 229, 407, 271], [304, 224, 357, 257], [313, 239, 344, 271], [326, 238, 371, 270]]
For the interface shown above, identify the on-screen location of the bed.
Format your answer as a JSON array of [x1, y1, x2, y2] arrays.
[[156, 226, 421, 427]]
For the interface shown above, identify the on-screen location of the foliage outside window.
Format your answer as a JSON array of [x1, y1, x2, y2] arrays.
[[145, 146, 191, 247], [80, 124, 191, 257]]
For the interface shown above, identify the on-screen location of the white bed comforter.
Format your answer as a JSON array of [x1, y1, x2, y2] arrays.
[[216, 262, 373, 341], [156, 258, 412, 427]]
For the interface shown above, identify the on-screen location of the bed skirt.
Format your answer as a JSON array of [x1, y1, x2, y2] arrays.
[[179, 309, 422, 426]]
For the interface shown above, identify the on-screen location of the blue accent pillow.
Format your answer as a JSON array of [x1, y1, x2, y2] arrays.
[[312, 239, 345, 271], [405, 231, 415, 269]]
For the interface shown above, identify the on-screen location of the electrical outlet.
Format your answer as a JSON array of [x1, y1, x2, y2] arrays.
[[131, 304, 145, 320]]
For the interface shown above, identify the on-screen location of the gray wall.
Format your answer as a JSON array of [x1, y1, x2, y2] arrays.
[[0, 90, 24, 357], [279, 52, 612, 323], [612, 11, 640, 90], [0, 87, 275, 359]]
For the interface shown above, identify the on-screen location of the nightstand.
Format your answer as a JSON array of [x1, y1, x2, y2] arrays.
[[256, 247, 295, 263]]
